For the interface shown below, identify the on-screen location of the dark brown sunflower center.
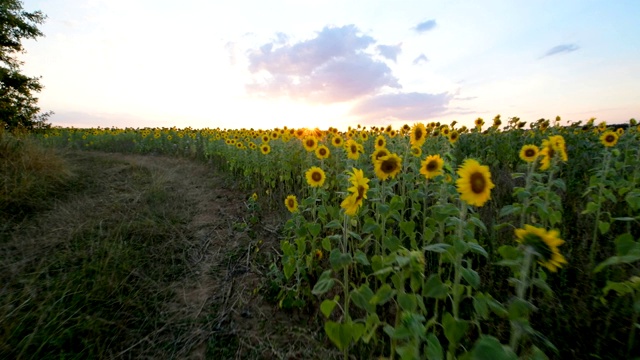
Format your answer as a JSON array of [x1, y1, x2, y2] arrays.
[[319, 148, 327, 156], [350, 145, 357, 153], [605, 135, 615, 143], [306, 139, 315, 147], [377, 140, 384, 147], [548, 148, 555, 158], [312, 172, 322, 182], [426, 160, 438, 172], [470, 172, 486, 194], [525, 149, 536, 157], [356, 185, 366, 201], [376, 151, 388, 160], [287, 199, 295, 208], [415, 129, 423, 140], [381, 159, 398, 173]]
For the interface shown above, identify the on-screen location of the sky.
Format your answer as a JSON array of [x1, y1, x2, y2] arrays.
[[19, 0, 640, 130]]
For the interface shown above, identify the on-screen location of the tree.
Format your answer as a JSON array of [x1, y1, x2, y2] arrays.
[[0, 0, 50, 131]]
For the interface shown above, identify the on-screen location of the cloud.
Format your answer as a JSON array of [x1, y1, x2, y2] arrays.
[[377, 43, 402, 62], [246, 25, 400, 103], [351, 92, 453, 120], [541, 43, 579, 58], [414, 19, 437, 33], [413, 54, 428, 65]]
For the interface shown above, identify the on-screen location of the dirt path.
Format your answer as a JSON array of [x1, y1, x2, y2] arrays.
[[2, 150, 336, 359]]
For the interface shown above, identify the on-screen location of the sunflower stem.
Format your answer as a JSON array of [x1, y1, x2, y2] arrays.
[[588, 150, 611, 268], [509, 246, 534, 353]]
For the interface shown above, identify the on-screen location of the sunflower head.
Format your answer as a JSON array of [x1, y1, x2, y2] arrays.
[[410, 146, 422, 157], [616, 127, 624, 135], [284, 195, 298, 213], [597, 121, 607, 132], [345, 139, 362, 160], [515, 225, 567, 272], [374, 153, 402, 181], [455, 159, 495, 207], [315, 145, 330, 159], [448, 130, 459, 144], [331, 135, 344, 147], [375, 135, 386, 149], [305, 166, 326, 188], [420, 154, 444, 179], [303, 136, 318, 152], [371, 148, 390, 163], [260, 144, 271, 155], [474, 117, 484, 128], [410, 123, 427, 147], [600, 131, 619, 147], [519, 144, 539, 163], [261, 134, 270, 143]]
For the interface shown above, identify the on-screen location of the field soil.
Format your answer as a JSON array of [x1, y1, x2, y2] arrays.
[[1, 150, 339, 359]]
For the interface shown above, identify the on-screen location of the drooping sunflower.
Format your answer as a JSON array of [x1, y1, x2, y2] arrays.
[[600, 131, 619, 147], [420, 154, 444, 180], [371, 148, 390, 163], [374, 135, 387, 149], [345, 139, 362, 160], [515, 224, 567, 272], [303, 136, 318, 152], [597, 121, 607, 132], [284, 195, 298, 213], [410, 123, 427, 147], [260, 144, 271, 155], [331, 135, 344, 147], [374, 154, 402, 181], [347, 167, 369, 189], [519, 144, 539, 163], [315, 145, 330, 159], [305, 166, 326, 188], [456, 159, 495, 207], [410, 146, 422, 157]]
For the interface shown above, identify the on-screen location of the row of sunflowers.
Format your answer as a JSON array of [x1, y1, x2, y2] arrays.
[[39, 116, 640, 359]]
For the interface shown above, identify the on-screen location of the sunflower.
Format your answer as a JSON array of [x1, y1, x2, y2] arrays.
[[331, 135, 344, 147], [374, 135, 386, 149], [270, 131, 280, 140], [616, 127, 624, 135], [456, 159, 495, 207], [549, 135, 568, 161], [360, 131, 369, 141], [600, 130, 619, 147], [410, 146, 422, 157], [341, 169, 369, 216], [419, 154, 444, 180], [474, 117, 484, 129], [305, 166, 326, 187], [345, 139, 362, 160], [597, 121, 607, 132], [410, 123, 427, 147], [303, 136, 318, 152], [388, 129, 398, 138], [261, 134, 270, 143], [515, 225, 567, 272], [284, 195, 298, 213], [448, 130, 459, 144], [519, 144, 539, 163], [260, 144, 271, 155], [441, 127, 450, 137], [371, 148, 390, 163], [374, 154, 402, 181], [384, 125, 393, 134], [315, 145, 330, 159]]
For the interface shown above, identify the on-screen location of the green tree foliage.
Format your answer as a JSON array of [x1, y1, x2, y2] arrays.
[[0, 0, 50, 131]]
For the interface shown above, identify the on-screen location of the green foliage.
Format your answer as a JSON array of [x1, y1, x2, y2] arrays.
[[0, 0, 51, 130]]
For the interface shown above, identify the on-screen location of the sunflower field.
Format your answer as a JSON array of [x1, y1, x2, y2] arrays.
[[37, 116, 640, 359]]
